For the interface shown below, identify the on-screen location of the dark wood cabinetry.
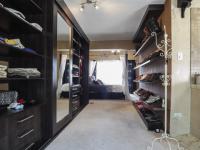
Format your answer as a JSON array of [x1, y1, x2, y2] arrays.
[[0, 106, 41, 150], [0, 0, 89, 149]]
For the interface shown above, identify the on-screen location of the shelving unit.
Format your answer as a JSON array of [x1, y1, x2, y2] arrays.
[[0, 0, 45, 149], [132, 4, 165, 131], [11, 0, 43, 14], [0, 43, 43, 58], [0, 6, 42, 34]]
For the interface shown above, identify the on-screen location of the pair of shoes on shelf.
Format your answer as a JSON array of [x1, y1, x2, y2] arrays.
[[134, 88, 151, 101], [140, 73, 162, 82]]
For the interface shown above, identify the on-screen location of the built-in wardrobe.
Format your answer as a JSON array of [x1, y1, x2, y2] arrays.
[[0, 0, 89, 149]]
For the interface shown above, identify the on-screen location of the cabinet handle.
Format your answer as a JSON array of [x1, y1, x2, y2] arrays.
[[17, 115, 34, 123], [18, 129, 34, 139], [24, 143, 35, 150]]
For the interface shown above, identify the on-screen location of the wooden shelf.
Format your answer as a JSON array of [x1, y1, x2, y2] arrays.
[[133, 4, 164, 43], [134, 32, 163, 56], [133, 80, 161, 84], [0, 6, 42, 34], [132, 102, 163, 130], [134, 36, 152, 56], [134, 55, 164, 70], [134, 60, 151, 69], [0, 43, 43, 58], [11, 0, 43, 14], [0, 77, 44, 83]]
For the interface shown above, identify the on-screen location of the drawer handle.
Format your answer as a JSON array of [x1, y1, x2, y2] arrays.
[[18, 129, 34, 139], [17, 115, 34, 123], [24, 143, 35, 150]]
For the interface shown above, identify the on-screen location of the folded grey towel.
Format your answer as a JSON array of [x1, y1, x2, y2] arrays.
[[8, 68, 41, 78]]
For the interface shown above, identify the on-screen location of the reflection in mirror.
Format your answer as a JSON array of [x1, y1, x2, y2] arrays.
[[56, 13, 71, 123]]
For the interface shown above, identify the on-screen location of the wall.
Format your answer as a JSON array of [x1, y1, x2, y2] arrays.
[[90, 40, 135, 50], [190, 8, 200, 138], [170, 0, 191, 136], [89, 50, 135, 60]]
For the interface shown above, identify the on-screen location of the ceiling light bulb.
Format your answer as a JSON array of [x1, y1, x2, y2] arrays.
[[111, 50, 115, 53], [80, 5, 84, 12], [94, 3, 99, 10]]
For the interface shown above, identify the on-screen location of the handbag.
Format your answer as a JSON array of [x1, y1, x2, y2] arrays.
[[0, 91, 18, 106]]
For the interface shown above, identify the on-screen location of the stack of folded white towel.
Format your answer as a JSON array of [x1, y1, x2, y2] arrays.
[[7, 68, 41, 79], [0, 65, 7, 78]]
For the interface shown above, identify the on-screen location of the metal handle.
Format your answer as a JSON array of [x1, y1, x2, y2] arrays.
[[18, 129, 34, 139], [24, 143, 35, 150], [17, 115, 34, 123]]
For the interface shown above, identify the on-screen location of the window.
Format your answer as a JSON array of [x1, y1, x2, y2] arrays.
[[90, 60, 123, 85]]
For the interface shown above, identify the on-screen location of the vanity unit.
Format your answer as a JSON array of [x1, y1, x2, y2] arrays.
[[0, 0, 89, 149]]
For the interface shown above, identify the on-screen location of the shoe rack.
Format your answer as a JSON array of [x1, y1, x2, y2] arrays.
[[132, 4, 165, 132]]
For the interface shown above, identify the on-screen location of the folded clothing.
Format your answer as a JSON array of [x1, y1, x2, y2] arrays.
[[4, 39, 25, 49], [0, 71, 7, 78], [31, 23, 43, 31], [7, 68, 41, 78], [5, 7, 26, 19], [0, 64, 8, 71], [73, 64, 79, 69]]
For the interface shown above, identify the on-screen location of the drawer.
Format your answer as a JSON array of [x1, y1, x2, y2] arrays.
[[16, 114, 40, 135], [71, 86, 81, 91], [71, 93, 80, 98], [8, 106, 41, 150], [0, 117, 7, 138], [13, 126, 40, 150], [18, 142, 35, 150]]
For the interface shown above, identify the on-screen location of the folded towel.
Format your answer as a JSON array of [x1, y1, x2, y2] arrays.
[[31, 23, 43, 31], [0, 70, 7, 78], [5, 7, 26, 19], [8, 68, 41, 78], [0, 65, 7, 71]]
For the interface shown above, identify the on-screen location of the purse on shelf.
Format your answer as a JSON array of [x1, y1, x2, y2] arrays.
[[0, 91, 18, 106]]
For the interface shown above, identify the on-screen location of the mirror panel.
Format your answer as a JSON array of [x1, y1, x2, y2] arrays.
[[56, 13, 71, 123]]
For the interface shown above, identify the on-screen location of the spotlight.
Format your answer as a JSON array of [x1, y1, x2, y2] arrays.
[[80, 4, 84, 12], [117, 50, 120, 53], [94, 3, 99, 10]]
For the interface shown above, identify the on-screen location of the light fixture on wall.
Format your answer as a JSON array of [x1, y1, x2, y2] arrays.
[[80, 0, 99, 12]]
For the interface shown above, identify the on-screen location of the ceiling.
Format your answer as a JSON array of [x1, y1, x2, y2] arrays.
[[64, 0, 165, 41]]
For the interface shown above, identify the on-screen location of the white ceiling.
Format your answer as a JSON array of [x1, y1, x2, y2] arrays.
[[64, 0, 165, 41]]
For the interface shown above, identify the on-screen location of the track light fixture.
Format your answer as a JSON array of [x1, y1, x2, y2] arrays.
[[80, 0, 99, 12]]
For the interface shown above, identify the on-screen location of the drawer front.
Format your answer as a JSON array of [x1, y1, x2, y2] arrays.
[[71, 86, 81, 92], [9, 107, 41, 150]]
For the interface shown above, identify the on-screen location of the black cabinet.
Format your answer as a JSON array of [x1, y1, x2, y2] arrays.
[[0, 106, 41, 150], [8, 106, 41, 150]]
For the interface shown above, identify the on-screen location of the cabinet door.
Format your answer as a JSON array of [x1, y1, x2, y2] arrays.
[[0, 117, 8, 150]]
